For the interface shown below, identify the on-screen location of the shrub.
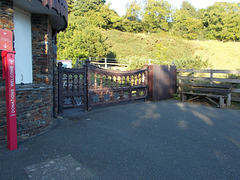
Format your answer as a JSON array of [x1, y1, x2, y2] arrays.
[[174, 55, 209, 69]]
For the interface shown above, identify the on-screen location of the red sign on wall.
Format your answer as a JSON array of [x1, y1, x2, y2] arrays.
[[0, 29, 13, 51]]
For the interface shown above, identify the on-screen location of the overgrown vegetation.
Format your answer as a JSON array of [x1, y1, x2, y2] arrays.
[[102, 30, 209, 69], [57, 0, 240, 69]]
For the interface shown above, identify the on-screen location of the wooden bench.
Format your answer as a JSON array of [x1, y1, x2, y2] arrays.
[[181, 84, 232, 108]]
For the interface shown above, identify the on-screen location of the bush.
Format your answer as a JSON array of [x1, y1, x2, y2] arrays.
[[126, 56, 148, 70], [174, 55, 209, 69]]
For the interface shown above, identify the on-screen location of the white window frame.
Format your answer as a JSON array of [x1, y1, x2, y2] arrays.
[[13, 7, 32, 84]]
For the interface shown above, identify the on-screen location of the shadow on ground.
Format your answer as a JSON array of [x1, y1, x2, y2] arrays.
[[1, 100, 240, 179]]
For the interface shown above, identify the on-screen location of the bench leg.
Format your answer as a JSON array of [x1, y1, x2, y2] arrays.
[[227, 94, 231, 107], [219, 97, 224, 108], [182, 94, 187, 101]]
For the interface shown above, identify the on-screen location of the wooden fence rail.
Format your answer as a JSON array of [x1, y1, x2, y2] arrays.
[[177, 69, 240, 102]]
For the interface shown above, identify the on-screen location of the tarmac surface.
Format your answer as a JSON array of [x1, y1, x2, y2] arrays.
[[0, 100, 240, 179]]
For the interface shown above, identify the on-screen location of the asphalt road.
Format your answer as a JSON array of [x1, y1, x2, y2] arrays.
[[1, 100, 240, 179]]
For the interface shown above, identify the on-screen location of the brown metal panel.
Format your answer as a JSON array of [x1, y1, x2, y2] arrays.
[[149, 65, 177, 101]]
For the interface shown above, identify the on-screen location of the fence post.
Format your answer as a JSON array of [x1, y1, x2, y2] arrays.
[[191, 72, 194, 83], [58, 62, 63, 113], [148, 59, 151, 65], [210, 70, 213, 84], [105, 58, 107, 69]]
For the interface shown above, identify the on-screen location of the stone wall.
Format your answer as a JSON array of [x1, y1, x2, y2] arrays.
[[32, 14, 53, 85], [0, 0, 14, 31], [16, 85, 54, 139], [0, 2, 57, 146]]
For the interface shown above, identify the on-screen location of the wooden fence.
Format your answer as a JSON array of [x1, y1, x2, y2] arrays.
[[177, 69, 240, 102], [82, 57, 173, 70]]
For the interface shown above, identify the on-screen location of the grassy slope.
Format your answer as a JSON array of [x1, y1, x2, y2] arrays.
[[103, 30, 158, 60], [103, 29, 240, 70], [193, 40, 240, 70]]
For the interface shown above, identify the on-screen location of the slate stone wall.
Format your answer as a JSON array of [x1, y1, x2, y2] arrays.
[[0, 1, 57, 146]]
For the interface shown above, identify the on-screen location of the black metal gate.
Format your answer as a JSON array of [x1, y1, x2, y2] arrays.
[[58, 63, 87, 113], [58, 60, 149, 112]]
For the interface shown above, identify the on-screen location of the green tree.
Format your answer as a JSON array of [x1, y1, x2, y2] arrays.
[[73, 0, 120, 30], [57, 14, 109, 66], [95, 4, 120, 29], [142, 0, 171, 33], [112, 18, 143, 33], [172, 1, 203, 40], [203, 2, 240, 41], [172, 9, 202, 40], [125, 0, 142, 21], [120, 0, 143, 33], [73, 0, 106, 16], [181, 1, 197, 18]]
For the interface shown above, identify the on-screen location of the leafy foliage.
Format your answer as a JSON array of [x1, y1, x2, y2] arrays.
[[57, 13, 109, 66], [125, 0, 142, 21], [172, 9, 202, 40], [142, 0, 171, 32], [180, 1, 198, 18], [73, 0, 106, 16], [156, 43, 168, 62], [173, 56, 209, 69], [127, 56, 148, 70], [66, 0, 75, 13], [203, 2, 240, 41]]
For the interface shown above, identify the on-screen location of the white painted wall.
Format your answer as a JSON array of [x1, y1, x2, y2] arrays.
[[14, 8, 32, 84]]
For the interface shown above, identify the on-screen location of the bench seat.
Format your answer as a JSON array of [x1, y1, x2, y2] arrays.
[[181, 84, 231, 108]]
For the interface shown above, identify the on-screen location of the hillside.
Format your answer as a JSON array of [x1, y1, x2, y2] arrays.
[[102, 29, 240, 70], [102, 30, 158, 60], [193, 40, 240, 70]]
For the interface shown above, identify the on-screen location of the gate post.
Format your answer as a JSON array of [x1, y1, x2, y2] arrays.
[[148, 65, 154, 101], [85, 60, 91, 111], [58, 62, 63, 113]]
